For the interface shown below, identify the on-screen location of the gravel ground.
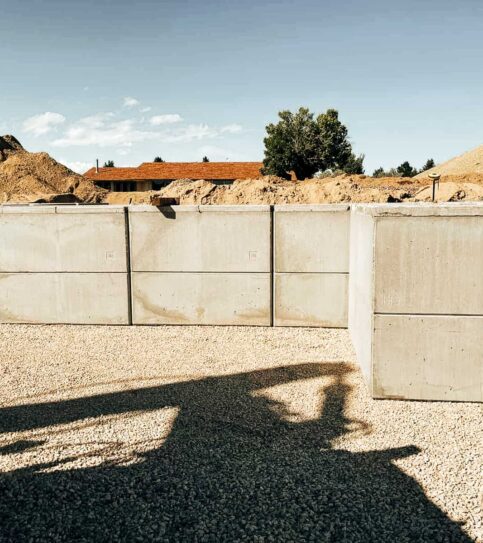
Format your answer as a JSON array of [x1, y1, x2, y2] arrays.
[[0, 325, 481, 542]]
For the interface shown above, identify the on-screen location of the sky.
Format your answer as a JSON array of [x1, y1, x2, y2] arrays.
[[1, 0, 482, 174]]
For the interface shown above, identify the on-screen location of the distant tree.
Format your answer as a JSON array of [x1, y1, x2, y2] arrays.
[[396, 161, 418, 178], [373, 167, 385, 178], [202, 156, 209, 162], [153, 156, 165, 163], [103, 160, 115, 167], [419, 158, 435, 173], [262, 107, 363, 179], [342, 153, 365, 174]]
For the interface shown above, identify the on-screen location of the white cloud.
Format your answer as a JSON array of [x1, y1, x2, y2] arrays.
[[22, 112, 66, 136], [52, 114, 158, 148], [50, 111, 244, 149], [220, 123, 243, 134], [123, 96, 140, 108], [140, 106, 152, 113], [59, 159, 92, 174], [150, 114, 182, 125], [197, 145, 240, 161]]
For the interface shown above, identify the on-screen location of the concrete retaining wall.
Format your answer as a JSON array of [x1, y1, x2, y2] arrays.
[[0, 206, 129, 324], [349, 203, 483, 402], [274, 205, 350, 327], [128, 205, 271, 325]]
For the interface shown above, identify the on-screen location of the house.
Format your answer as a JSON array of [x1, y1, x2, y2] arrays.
[[83, 162, 263, 192]]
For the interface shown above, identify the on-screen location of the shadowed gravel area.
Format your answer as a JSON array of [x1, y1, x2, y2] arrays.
[[0, 325, 481, 542]]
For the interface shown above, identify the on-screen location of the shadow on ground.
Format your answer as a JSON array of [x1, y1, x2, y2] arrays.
[[0, 363, 471, 542]]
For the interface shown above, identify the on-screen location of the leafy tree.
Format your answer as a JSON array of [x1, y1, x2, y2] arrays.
[[262, 108, 320, 180], [262, 107, 363, 179], [373, 167, 385, 178], [202, 156, 209, 162], [396, 161, 418, 178], [316, 109, 354, 171], [420, 158, 435, 173], [153, 156, 164, 163], [103, 160, 115, 167], [342, 153, 365, 174]]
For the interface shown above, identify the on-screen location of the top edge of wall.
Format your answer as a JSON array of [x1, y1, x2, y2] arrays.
[[0, 205, 126, 214], [274, 204, 350, 212], [351, 202, 483, 217], [128, 205, 271, 213]]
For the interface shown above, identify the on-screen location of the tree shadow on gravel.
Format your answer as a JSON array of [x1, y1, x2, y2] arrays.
[[0, 362, 472, 542]]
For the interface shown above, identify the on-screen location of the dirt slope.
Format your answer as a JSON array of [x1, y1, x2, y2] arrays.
[[0, 135, 105, 203], [415, 144, 483, 181]]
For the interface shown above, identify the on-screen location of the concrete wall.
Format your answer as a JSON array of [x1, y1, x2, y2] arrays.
[[274, 205, 350, 327], [0, 205, 129, 324], [129, 205, 271, 325], [349, 203, 483, 402]]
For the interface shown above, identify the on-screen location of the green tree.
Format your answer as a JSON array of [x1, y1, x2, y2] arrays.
[[420, 158, 435, 173], [396, 161, 418, 177], [262, 108, 320, 179], [316, 109, 354, 171], [103, 160, 115, 167], [153, 156, 164, 163], [373, 167, 385, 178], [342, 153, 365, 174], [262, 107, 363, 179], [202, 156, 209, 162]]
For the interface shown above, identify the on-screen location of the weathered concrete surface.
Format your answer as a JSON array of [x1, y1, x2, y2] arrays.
[[374, 216, 483, 315], [129, 206, 270, 272], [349, 203, 483, 402], [348, 209, 375, 382], [274, 205, 350, 273], [274, 205, 350, 328], [132, 272, 271, 326], [274, 273, 348, 327], [0, 206, 127, 272], [0, 273, 129, 324], [373, 315, 483, 402]]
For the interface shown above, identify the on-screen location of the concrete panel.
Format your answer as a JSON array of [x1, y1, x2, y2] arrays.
[[132, 272, 271, 326], [129, 206, 270, 272], [373, 315, 483, 402], [348, 208, 375, 383], [0, 206, 127, 272], [349, 203, 483, 402], [274, 205, 350, 272], [274, 273, 348, 327], [0, 273, 129, 324], [374, 216, 483, 315]]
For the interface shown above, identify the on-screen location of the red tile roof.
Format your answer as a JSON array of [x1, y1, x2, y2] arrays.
[[84, 162, 263, 181]]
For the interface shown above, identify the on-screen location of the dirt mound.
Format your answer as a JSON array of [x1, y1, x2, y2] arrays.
[[104, 175, 483, 205], [0, 135, 106, 204], [0, 135, 24, 161], [412, 181, 483, 202], [415, 144, 483, 180], [103, 174, 482, 205]]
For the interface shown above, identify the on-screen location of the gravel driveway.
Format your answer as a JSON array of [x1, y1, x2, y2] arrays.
[[0, 325, 481, 542]]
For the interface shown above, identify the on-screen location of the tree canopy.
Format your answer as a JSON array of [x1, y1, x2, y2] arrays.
[[103, 160, 115, 168], [202, 156, 209, 162], [262, 107, 364, 179], [153, 156, 164, 163], [420, 158, 435, 172]]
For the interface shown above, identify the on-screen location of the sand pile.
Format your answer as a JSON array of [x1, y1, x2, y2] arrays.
[[415, 144, 483, 182], [0, 135, 105, 203], [0, 134, 23, 161], [104, 174, 483, 205]]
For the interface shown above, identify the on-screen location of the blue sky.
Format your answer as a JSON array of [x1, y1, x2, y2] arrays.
[[1, 0, 482, 174]]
